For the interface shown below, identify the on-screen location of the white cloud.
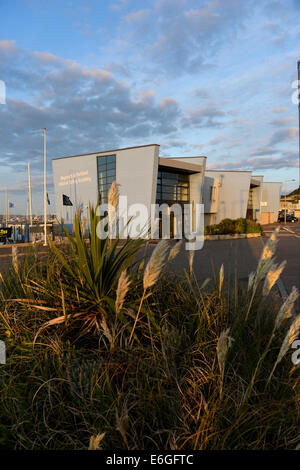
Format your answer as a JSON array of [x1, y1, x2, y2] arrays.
[[125, 9, 150, 23], [270, 127, 299, 145], [270, 106, 289, 113], [207, 152, 298, 170]]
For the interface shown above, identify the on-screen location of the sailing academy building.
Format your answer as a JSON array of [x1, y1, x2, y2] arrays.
[[52, 144, 207, 235]]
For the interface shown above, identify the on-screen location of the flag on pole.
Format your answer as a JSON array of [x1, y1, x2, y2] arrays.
[[9, 202, 14, 208], [47, 192, 50, 205], [62, 194, 73, 206]]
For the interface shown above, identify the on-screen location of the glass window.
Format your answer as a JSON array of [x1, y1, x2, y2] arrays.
[[106, 169, 115, 178], [156, 167, 190, 205], [97, 155, 116, 203]]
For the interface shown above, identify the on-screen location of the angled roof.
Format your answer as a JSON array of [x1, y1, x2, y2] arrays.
[[52, 144, 160, 160]]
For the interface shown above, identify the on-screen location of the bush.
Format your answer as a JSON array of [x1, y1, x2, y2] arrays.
[[205, 218, 263, 235], [0, 214, 299, 450]]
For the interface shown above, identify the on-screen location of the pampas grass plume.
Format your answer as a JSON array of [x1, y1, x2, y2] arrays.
[[168, 240, 182, 262], [262, 260, 286, 297], [143, 240, 169, 290], [115, 270, 131, 314], [88, 433, 105, 450]]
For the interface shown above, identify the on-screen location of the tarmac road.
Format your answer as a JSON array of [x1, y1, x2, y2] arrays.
[[0, 222, 299, 308], [263, 221, 300, 303], [144, 222, 300, 308]]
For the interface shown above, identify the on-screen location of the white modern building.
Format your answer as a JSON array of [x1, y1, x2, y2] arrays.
[[52, 144, 207, 235], [52, 144, 282, 231], [259, 181, 282, 224], [203, 170, 282, 225]]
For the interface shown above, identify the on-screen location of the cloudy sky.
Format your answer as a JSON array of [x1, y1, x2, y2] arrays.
[[0, 0, 299, 214]]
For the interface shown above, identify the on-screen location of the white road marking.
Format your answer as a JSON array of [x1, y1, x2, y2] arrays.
[[281, 226, 300, 239]]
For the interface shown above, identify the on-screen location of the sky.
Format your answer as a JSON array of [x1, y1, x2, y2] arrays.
[[0, 0, 299, 215]]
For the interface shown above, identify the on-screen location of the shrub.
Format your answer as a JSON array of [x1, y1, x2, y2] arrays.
[[205, 217, 263, 235]]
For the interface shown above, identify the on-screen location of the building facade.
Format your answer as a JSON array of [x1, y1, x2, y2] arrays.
[[52, 144, 282, 231], [52, 144, 207, 235], [203, 170, 252, 225], [279, 197, 300, 218], [259, 182, 282, 224], [203, 171, 282, 225]]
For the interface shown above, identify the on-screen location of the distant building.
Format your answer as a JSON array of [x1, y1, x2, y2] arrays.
[[203, 170, 252, 225], [260, 182, 282, 224], [203, 171, 282, 225], [280, 198, 300, 218]]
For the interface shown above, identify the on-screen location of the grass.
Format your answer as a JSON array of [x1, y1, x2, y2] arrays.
[[0, 206, 299, 450]]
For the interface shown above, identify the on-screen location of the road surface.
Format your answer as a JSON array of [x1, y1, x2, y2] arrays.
[[0, 222, 299, 308]]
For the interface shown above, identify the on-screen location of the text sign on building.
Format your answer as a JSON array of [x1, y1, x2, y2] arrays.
[[58, 170, 92, 187]]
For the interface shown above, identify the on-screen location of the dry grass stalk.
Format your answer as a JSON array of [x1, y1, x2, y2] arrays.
[[129, 240, 169, 344], [108, 181, 120, 237], [256, 228, 280, 282], [81, 215, 86, 236], [274, 286, 299, 331], [108, 181, 119, 210], [244, 285, 298, 401], [138, 259, 144, 272], [277, 314, 300, 363], [200, 278, 210, 289], [217, 328, 234, 397], [168, 240, 182, 262], [115, 270, 131, 314], [219, 264, 224, 295], [100, 316, 113, 343], [262, 260, 286, 297], [143, 240, 169, 290], [88, 433, 105, 450], [246, 228, 280, 320], [188, 250, 195, 275], [247, 271, 256, 292], [262, 227, 280, 259], [12, 246, 19, 273], [217, 328, 234, 378], [268, 313, 300, 384], [116, 407, 129, 449]]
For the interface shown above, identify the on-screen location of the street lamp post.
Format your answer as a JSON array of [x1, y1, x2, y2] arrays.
[[43, 128, 47, 246], [284, 179, 296, 224], [30, 128, 48, 245]]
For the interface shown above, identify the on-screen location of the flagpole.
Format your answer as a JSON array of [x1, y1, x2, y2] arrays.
[[5, 186, 8, 226], [28, 162, 33, 226], [43, 128, 47, 246]]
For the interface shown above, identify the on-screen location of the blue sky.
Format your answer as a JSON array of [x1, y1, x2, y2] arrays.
[[0, 0, 299, 214]]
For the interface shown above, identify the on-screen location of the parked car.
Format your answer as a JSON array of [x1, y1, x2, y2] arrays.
[[278, 213, 298, 223]]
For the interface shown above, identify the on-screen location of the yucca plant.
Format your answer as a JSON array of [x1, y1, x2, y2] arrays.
[[36, 199, 145, 337]]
